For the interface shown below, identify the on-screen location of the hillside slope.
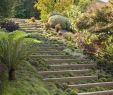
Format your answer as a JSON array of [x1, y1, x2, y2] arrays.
[[3, 62, 50, 95]]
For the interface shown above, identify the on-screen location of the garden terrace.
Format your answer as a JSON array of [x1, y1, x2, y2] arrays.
[[13, 18, 113, 95]]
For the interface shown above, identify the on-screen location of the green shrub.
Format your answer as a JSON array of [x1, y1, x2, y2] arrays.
[[48, 15, 71, 31]]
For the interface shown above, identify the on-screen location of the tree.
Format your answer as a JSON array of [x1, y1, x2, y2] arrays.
[[0, 31, 40, 80], [0, 0, 16, 18], [35, 0, 92, 21], [15, 0, 38, 18]]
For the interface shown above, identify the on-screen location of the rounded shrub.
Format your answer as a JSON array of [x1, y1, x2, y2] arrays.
[[48, 15, 72, 31]]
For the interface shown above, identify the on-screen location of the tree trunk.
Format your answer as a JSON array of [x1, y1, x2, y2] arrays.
[[8, 67, 16, 80]]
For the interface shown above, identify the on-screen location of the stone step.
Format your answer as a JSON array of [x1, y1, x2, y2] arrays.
[[38, 69, 90, 76], [31, 55, 75, 59], [69, 82, 113, 89], [77, 90, 113, 95], [43, 76, 98, 82], [45, 59, 90, 64], [49, 64, 96, 69]]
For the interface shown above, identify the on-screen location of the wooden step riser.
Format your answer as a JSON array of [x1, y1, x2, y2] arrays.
[[19, 27, 42, 29], [43, 76, 98, 82], [47, 61, 77, 64], [69, 82, 113, 89], [34, 52, 65, 55], [36, 46, 65, 49], [34, 51, 63, 53], [36, 43, 64, 45], [22, 30, 41, 32], [19, 26, 42, 30], [19, 29, 39, 32], [36, 50, 59, 52], [78, 90, 113, 95], [36, 48, 64, 51], [41, 43, 64, 45], [36, 45, 65, 47], [19, 24, 42, 26], [36, 44, 65, 47], [34, 46, 65, 49], [19, 25, 42, 27], [36, 49, 64, 52], [38, 70, 90, 76], [49, 64, 96, 70], [46, 59, 90, 64], [23, 29, 42, 32], [31, 55, 74, 59]]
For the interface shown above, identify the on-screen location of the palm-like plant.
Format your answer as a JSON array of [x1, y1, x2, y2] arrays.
[[0, 30, 40, 80]]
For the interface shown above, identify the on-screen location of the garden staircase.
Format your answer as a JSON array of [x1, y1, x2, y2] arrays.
[[14, 18, 113, 95]]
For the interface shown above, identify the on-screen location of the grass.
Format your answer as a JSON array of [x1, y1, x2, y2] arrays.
[[2, 62, 50, 95]]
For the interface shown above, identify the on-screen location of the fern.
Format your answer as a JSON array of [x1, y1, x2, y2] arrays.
[[0, 30, 41, 80]]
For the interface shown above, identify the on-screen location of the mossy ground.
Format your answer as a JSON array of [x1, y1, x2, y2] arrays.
[[2, 62, 50, 95]]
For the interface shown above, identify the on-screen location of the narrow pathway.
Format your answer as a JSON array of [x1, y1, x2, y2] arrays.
[[14, 18, 113, 95]]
